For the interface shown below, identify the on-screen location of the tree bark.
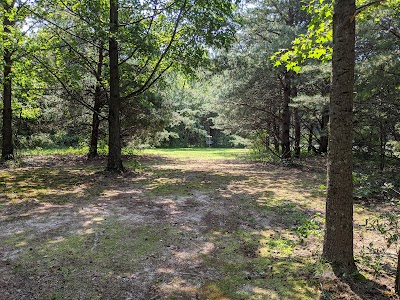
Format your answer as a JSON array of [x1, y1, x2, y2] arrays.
[[396, 251, 400, 294], [2, 12, 14, 160], [379, 118, 386, 171], [292, 86, 300, 158], [280, 7, 295, 160], [88, 44, 105, 159], [273, 116, 280, 153], [265, 121, 271, 150], [323, 0, 356, 272], [294, 108, 300, 158], [319, 105, 329, 154], [107, 0, 124, 172], [308, 125, 313, 153], [281, 72, 291, 159]]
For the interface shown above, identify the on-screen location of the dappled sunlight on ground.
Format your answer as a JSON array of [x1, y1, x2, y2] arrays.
[[0, 154, 398, 299]]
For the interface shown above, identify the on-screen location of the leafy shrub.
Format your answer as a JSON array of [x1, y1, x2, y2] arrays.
[[293, 214, 323, 244], [27, 133, 55, 148], [249, 129, 270, 154], [353, 171, 400, 200], [359, 185, 400, 276], [361, 210, 400, 276], [52, 131, 82, 147]]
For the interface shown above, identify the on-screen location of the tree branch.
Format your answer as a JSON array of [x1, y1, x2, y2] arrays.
[[31, 54, 108, 120], [56, 35, 98, 74], [121, 0, 187, 100], [379, 23, 400, 40], [25, 5, 102, 50], [356, 0, 386, 15]]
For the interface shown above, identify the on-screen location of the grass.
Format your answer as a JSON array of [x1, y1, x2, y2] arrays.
[[17, 146, 101, 156], [201, 230, 323, 300], [17, 146, 250, 160], [0, 165, 105, 205], [7, 219, 180, 299], [1, 148, 398, 299], [133, 147, 250, 159]]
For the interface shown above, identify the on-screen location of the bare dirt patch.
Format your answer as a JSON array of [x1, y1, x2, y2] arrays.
[[0, 154, 399, 299]]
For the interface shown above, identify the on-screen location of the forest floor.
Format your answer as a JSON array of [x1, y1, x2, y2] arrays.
[[0, 149, 399, 300]]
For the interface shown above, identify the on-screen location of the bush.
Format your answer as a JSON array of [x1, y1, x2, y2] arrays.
[[27, 133, 55, 148], [52, 131, 82, 147]]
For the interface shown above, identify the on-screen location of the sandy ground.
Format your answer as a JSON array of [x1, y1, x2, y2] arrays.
[[0, 155, 398, 299]]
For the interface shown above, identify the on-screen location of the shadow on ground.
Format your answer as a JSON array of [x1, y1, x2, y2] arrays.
[[0, 154, 398, 299]]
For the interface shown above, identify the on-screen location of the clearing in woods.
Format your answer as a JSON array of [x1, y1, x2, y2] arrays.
[[0, 149, 398, 299]]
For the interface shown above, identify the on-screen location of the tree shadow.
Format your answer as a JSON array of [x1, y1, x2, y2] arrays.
[[320, 266, 397, 300], [1, 154, 398, 299]]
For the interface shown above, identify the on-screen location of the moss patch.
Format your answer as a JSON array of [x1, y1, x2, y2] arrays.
[[0, 165, 105, 207], [6, 219, 178, 299], [200, 230, 322, 300], [142, 167, 247, 197]]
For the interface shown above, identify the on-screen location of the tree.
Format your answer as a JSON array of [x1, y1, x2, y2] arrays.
[[156, 71, 234, 148], [31, 0, 110, 158], [1, 0, 14, 160], [104, 0, 240, 172], [88, 44, 106, 159], [354, 2, 400, 170], [1, 0, 20, 160], [31, 0, 239, 170], [270, 0, 400, 281], [214, 0, 310, 159], [107, 0, 123, 171], [322, 0, 356, 271], [1, 0, 43, 160]]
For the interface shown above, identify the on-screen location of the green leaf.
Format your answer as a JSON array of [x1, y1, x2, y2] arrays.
[[293, 65, 301, 73]]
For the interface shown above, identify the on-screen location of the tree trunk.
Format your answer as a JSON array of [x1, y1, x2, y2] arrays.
[[107, 0, 124, 172], [396, 251, 400, 294], [294, 108, 300, 158], [2, 15, 14, 160], [279, 7, 296, 160], [273, 114, 280, 153], [281, 72, 291, 159], [393, 124, 400, 141], [379, 97, 386, 171], [319, 105, 329, 154], [266, 121, 271, 150], [88, 44, 105, 159], [292, 86, 300, 158], [308, 125, 313, 153], [323, 0, 356, 272], [379, 119, 386, 171], [88, 85, 102, 159]]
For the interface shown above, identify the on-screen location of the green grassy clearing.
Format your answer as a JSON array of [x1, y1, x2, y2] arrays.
[[17, 146, 103, 156], [17, 146, 249, 160], [133, 147, 250, 160]]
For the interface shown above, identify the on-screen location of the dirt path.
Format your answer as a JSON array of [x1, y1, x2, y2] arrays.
[[0, 155, 397, 299]]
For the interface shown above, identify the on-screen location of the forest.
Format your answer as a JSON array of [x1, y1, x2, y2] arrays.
[[1, 0, 400, 299]]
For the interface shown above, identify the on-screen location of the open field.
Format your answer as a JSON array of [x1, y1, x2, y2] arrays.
[[0, 149, 398, 299]]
